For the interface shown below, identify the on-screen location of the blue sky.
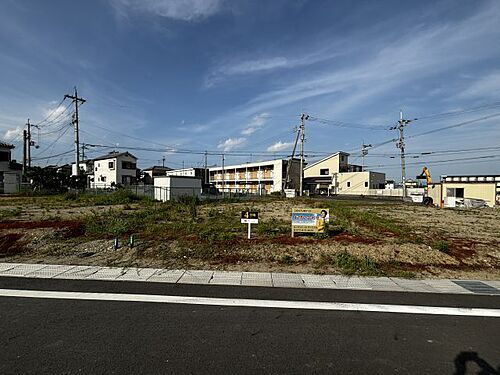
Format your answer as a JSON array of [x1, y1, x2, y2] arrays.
[[1, 0, 499, 180]]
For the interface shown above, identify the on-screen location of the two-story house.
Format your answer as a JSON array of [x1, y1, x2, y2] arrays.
[[304, 151, 385, 195], [90, 151, 138, 188], [0, 141, 22, 193]]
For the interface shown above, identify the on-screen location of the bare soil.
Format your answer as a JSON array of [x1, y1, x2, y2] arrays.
[[0, 195, 499, 279]]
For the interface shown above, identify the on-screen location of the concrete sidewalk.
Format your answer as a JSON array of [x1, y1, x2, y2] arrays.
[[1, 262, 499, 295]]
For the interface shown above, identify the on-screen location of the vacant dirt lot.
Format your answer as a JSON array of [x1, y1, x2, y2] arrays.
[[1, 191, 499, 279]]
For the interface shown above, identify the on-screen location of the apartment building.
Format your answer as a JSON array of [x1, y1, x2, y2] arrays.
[[304, 152, 385, 195], [209, 158, 301, 194], [90, 151, 138, 188]]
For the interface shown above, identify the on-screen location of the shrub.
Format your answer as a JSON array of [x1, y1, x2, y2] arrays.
[[433, 240, 451, 253], [279, 254, 293, 264], [334, 251, 382, 276]]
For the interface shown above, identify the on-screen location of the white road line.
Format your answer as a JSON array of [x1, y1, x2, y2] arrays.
[[0, 289, 499, 317]]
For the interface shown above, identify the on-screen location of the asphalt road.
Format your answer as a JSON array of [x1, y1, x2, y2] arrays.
[[0, 277, 499, 374]]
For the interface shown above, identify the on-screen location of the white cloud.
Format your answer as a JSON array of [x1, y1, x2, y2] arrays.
[[459, 71, 500, 98], [225, 57, 288, 75], [43, 104, 67, 120], [220, 1, 500, 119], [217, 137, 246, 151], [205, 49, 346, 87], [3, 126, 22, 141], [267, 141, 294, 152], [241, 112, 269, 135], [112, 0, 224, 21]]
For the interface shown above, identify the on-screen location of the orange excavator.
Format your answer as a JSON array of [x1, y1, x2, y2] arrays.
[[417, 166, 434, 206]]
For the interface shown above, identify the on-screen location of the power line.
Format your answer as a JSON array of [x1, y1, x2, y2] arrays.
[[408, 112, 500, 139], [307, 116, 389, 130], [34, 98, 69, 127], [364, 153, 500, 168], [34, 124, 72, 158], [32, 149, 74, 161], [415, 101, 500, 121]]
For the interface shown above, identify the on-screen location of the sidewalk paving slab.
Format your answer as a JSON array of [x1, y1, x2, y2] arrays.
[[54, 266, 101, 279], [0, 262, 499, 295], [365, 277, 405, 291], [390, 278, 438, 293], [85, 267, 125, 280], [116, 267, 158, 281], [272, 272, 305, 288], [484, 280, 500, 289], [210, 271, 242, 285], [0, 264, 48, 277], [331, 276, 371, 289], [241, 272, 273, 287], [25, 265, 76, 279], [147, 269, 185, 283], [301, 274, 337, 289], [422, 279, 472, 294], [178, 270, 214, 284], [0, 263, 23, 273]]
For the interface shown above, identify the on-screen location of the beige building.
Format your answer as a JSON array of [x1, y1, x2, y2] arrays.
[[209, 158, 301, 194], [428, 174, 500, 207], [304, 152, 385, 195]]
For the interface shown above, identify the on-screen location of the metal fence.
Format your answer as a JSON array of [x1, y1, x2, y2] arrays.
[[85, 184, 274, 201]]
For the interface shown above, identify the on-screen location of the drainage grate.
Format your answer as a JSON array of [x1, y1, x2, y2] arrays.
[[453, 280, 500, 295]]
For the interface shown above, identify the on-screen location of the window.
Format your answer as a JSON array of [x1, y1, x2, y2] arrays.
[[0, 151, 9, 162], [320, 168, 329, 175], [100, 176, 106, 182], [340, 155, 344, 162], [347, 181, 351, 187], [95, 167, 98, 171], [364, 181, 368, 188], [447, 188, 464, 198], [108, 161, 115, 170], [122, 161, 137, 170]]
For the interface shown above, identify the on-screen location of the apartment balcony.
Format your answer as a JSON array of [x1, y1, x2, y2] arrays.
[[211, 172, 274, 181]]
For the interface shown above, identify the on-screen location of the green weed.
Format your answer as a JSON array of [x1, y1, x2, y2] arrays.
[[433, 240, 451, 253], [334, 251, 382, 276]]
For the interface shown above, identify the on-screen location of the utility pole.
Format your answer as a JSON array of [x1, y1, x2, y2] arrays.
[[299, 113, 309, 196], [26, 119, 31, 168], [361, 143, 372, 171], [22, 130, 28, 175], [64, 87, 86, 176], [81, 143, 86, 161], [162, 156, 165, 167], [204, 151, 208, 186], [221, 153, 225, 197], [284, 124, 301, 191], [391, 110, 413, 199]]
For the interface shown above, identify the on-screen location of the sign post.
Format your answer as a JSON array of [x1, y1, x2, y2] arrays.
[[291, 208, 330, 237], [241, 211, 259, 239]]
